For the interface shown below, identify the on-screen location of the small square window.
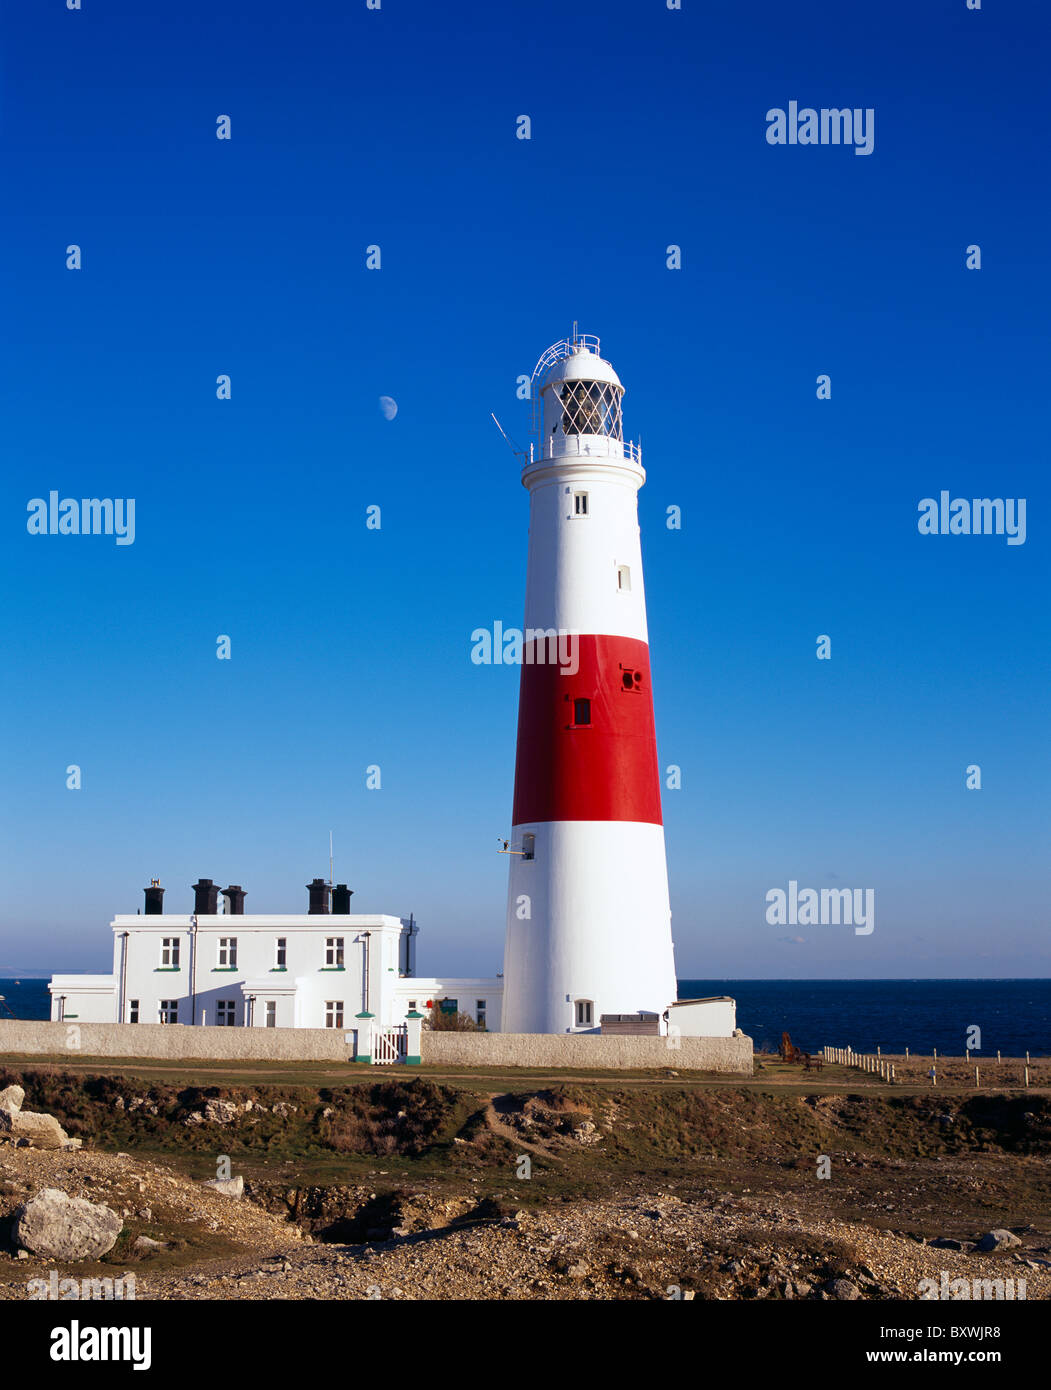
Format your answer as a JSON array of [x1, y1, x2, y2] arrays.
[[159, 999, 178, 1024], [326, 937, 344, 967], [161, 937, 180, 968], [217, 1000, 236, 1027], [573, 698, 591, 726], [128, 1000, 139, 1024], [573, 491, 589, 516], [218, 937, 237, 968], [325, 1001, 344, 1029], [575, 999, 593, 1028]]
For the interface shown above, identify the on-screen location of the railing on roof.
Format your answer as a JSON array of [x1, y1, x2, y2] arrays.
[[526, 436, 642, 466], [531, 335, 602, 386], [530, 337, 612, 436]]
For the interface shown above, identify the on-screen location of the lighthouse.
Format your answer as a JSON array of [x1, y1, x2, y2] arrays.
[[501, 333, 678, 1034]]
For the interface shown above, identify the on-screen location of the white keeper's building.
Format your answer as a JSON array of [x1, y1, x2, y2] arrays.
[[48, 877, 503, 1052]]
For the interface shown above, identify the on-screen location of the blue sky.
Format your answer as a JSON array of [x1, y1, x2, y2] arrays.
[[1, 0, 1047, 977]]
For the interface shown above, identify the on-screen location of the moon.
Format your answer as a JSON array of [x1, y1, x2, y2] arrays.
[[378, 395, 398, 421]]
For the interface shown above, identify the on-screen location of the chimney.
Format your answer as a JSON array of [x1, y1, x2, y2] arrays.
[[221, 885, 246, 915], [192, 878, 219, 914], [332, 883, 353, 914], [144, 879, 164, 915], [307, 878, 331, 914]]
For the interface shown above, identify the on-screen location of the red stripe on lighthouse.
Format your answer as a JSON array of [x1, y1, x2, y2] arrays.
[[511, 634, 663, 826]]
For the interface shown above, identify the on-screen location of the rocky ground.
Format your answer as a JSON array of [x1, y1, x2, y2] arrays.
[[0, 1068, 1048, 1301], [133, 1191, 1051, 1302], [1, 1143, 1047, 1301]]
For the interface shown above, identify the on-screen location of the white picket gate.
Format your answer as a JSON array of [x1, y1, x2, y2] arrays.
[[370, 1022, 408, 1065]]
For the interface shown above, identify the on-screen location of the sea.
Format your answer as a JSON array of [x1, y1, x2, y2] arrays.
[[677, 979, 1050, 1057], [1, 977, 1048, 1057]]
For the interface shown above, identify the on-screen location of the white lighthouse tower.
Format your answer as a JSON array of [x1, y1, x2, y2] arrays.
[[501, 332, 678, 1034]]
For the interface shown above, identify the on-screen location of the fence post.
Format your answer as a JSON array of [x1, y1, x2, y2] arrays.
[[404, 1011, 423, 1065], [354, 1011, 374, 1064]]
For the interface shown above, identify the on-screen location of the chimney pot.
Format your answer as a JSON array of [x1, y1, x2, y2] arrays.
[[192, 878, 219, 914], [332, 883, 354, 914], [307, 878, 331, 915], [221, 884, 246, 915], [144, 882, 165, 915]]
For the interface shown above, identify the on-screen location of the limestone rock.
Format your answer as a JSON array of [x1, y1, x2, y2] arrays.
[[976, 1229, 1021, 1252], [826, 1277, 861, 1300], [203, 1099, 239, 1125], [133, 1235, 171, 1252], [0, 1084, 25, 1115], [0, 1108, 69, 1149], [201, 1176, 244, 1198], [14, 1188, 123, 1260]]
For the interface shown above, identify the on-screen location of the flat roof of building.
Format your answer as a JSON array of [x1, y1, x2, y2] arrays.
[[110, 914, 408, 928]]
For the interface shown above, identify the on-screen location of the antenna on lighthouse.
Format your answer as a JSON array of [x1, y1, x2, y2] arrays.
[[329, 830, 334, 889], [490, 412, 527, 463]]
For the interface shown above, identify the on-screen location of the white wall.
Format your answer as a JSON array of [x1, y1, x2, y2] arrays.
[[49, 976, 117, 1024], [668, 998, 737, 1038], [0, 1020, 754, 1075]]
